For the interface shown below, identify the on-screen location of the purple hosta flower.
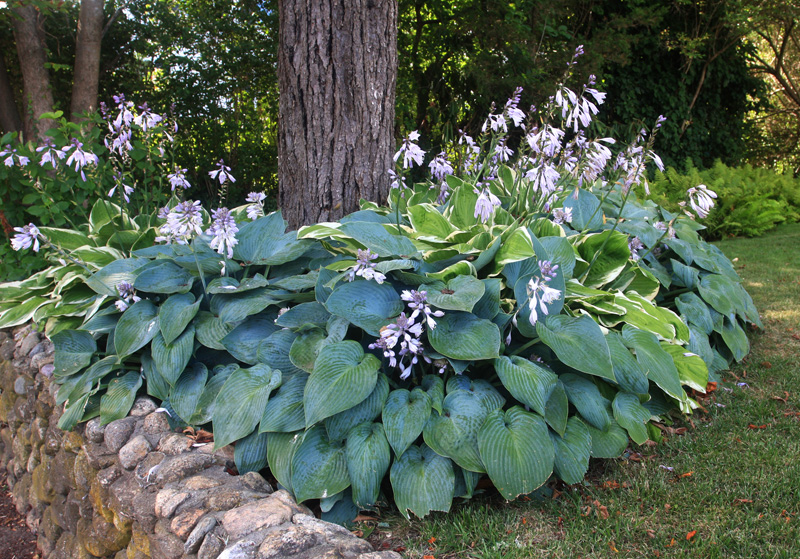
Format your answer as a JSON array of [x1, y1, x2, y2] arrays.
[[206, 207, 239, 259], [209, 159, 235, 185], [107, 127, 133, 155], [1, 145, 30, 167], [115, 281, 141, 312], [158, 200, 204, 244], [474, 188, 501, 223], [401, 290, 445, 329], [526, 124, 564, 158], [649, 150, 664, 172], [347, 248, 386, 284], [368, 336, 397, 369], [436, 181, 450, 204], [579, 138, 615, 185], [525, 162, 561, 196], [686, 184, 717, 219], [526, 277, 562, 326], [504, 87, 526, 128], [245, 192, 267, 220], [551, 206, 573, 225], [65, 139, 99, 181], [388, 169, 407, 193], [654, 221, 675, 240], [628, 236, 644, 261], [458, 129, 477, 150], [538, 260, 559, 281], [108, 173, 134, 203], [10, 224, 41, 252], [483, 112, 507, 134], [167, 167, 191, 192], [373, 312, 425, 380], [111, 95, 135, 130], [494, 139, 514, 163], [428, 152, 454, 181], [394, 131, 425, 169], [133, 103, 163, 132], [36, 141, 66, 168], [157, 205, 170, 220]]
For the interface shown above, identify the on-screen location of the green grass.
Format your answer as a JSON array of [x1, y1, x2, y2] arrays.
[[367, 223, 800, 559]]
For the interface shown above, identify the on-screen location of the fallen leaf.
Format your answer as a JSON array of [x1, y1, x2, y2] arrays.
[[599, 506, 610, 519], [664, 504, 672, 512], [600, 480, 621, 489], [760, 361, 772, 369], [427, 536, 436, 545], [687, 530, 697, 541], [680, 471, 694, 478], [609, 540, 619, 553], [705, 382, 718, 393], [353, 514, 376, 523], [666, 538, 676, 547], [646, 529, 656, 539], [552, 489, 562, 500], [770, 392, 790, 403], [748, 423, 770, 430], [423, 555, 434, 559], [733, 499, 753, 505], [792, 334, 800, 341]]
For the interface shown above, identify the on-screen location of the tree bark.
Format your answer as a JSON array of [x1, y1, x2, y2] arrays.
[[70, 0, 105, 121], [277, 0, 398, 229], [12, 3, 56, 143], [0, 54, 22, 136]]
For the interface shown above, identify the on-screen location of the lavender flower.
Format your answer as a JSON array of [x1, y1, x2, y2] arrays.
[[206, 207, 239, 259], [394, 131, 425, 169], [504, 87, 526, 128], [388, 169, 407, 191], [245, 192, 267, 220], [133, 103, 163, 132], [494, 139, 514, 163], [115, 281, 141, 312], [474, 188, 501, 223], [157, 200, 204, 244], [538, 260, 559, 281], [1, 145, 30, 167], [654, 221, 675, 240], [36, 141, 66, 168], [428, 152, 454, 181], [167, 168, 191, 191], [65, 139, 99, 181], [526, 277, 562, 326], [372, 312, 425, 379], [628, 236, 644, 261], [346, 249, 386, 284], [111, 95, 135, 130], [483, 112, 507, 134], [685, 184, 717, 219], [108, 173, 134, 203], [209, 159, 235, 185], [526, 125, 564, 158], [525, 162, 561, 195], [401, 290, 445, 329], [10, 224, 41, 252], [551, 206, 573, 225]]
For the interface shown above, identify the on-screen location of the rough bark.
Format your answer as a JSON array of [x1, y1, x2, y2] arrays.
[[277, 0, 398, 229], [0, 54, 22, 135], [12, 3, 56, 143], [70, 0, 105, 121]]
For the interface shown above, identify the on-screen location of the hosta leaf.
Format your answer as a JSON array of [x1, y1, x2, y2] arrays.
[[536, 315, 615, 381], [234, 429, 269, 475], [421, 375, 444, 414], [85, 257, 148, 296], [186, 366, 233, 425], [423, 390, 489, 473], [472, 278, 502, 320], [585, 417, 629, 458], [304, 341, 380, 426], [445, 376, 505, 412], [133, 260, 194, 294], [575, 230, 632, 288], [390, 443, 455, 519], [260, 372, 309, 433], [257, 329, 305, 376], [222, 315, 281, 365], [52, 329, 97, 378], [234, 212, 313, 266], [267, 431, 303, 493], [539, 236, 576, 278], [612, 392, 651, 444], [621, 325, 684, 401], [151, 327, 195, 386], [207, 274, 268, 294], [560, 373, 611, 431], [427, 311, 501, 361], [698, 274, 737, 316], [614, 295, 675, 340], [544, 381, 569, 436], [420, 275, 485, 312], [345, 423, 391, 508], [58, 392, 91, 431], [288, 327, 327, 372], [213, 364, 281, 449], [660, 343, 709, 392], [478, 407, 554, 500], [291, 426, 350, 502], [718, 316, 749, 362], [675, 292, 713, 335], [562, 189, 603, 230], [170, 363, 208, 424], [383, 388, 432, 457], [494, 226, 534, 265], [99, 372, 142, 425], [141, 352, 170, 401], [325, 280, 403, 336], [494, 355, 557, 416], [0, 296, 49, 328], [114, 300, 160, 357], [275, 302, 330, 329], [408, 203, 454, 239], [339, 221, 419, 257], [606, 332, 650, 396], [325, 373, 389, 441], [551, 416, 592, 484], [159, 293, 202, 345], [213, 288, 281, 323]]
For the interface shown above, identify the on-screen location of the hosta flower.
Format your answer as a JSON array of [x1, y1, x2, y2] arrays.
[[526, 277, 562, 326], [209, 159, 235, 185], [108, 173, 134, 203], [10, 224, 41, 252], [504, 87, 526, 128], [133, 103, 163, 131], [245, 192, 267, 220], [654, 221, 675, 240], [628, 236, 644, 261], [474, 188, 501, 223], [167, 168, 191, 191], [36, 141, 66, 168], [206, 207, 239, 259], [388, 169, 406, 191], [347, 248, 386, 284], [157, 200, 204, 244], [115, 281, 141, 312], [372, 312, 425, 379], [401, 289, 444, 329], [526, 124, 564, 158], [483, 112, 507, 134], [1, 145, 29, 167], [111, 94, 135, 129], [394, 131, 425, 169], [686, 184, 717, 219], [428, 152, 454, 181], [494, 139, 513, 163], [525, 162, 560, 195], [65, 139, 99, 181], [551, 206, 573, 225], [538, 260, 559, 281]]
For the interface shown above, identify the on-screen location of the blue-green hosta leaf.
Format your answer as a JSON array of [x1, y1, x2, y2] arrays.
[[428, 311, 501, 361], [275, 302, 330, 329], [383, 388, 432, 457], [670, 259, 700, 289], [291, 425, 350, 502], [687, 323, 715, 370], [267, 430, 303, 493], [325, 280, 403, 336], [260, 372, 309, 433], [159, 293, 202, 345], [257, 329, 304, 376], [539, 236, 576, 278], [550, 416, 592, 484], [186, 366, 234, 425], [420, 275, 485, 314], [660, 343, 709, 392], [193, 311, 235, 350], [718, 316, 750, 362], [585, 417, 629, 458], [304, 341, 380, 426], [454, 467, 482, 499], [324, 373, 389, 441], [390, 443, 455, 519], [84, 257, 148, 296], [560, 373, 611, 431], [421, 375, 444, 414], [58, 392, 91, 431], [478, 407, 554, 500], [170, 362, 208, 424], [494, 355, 557, 417], [51, 329, 97, 378], [213, 364, 281, 449], [79, 305, 120, 335], [536, 315, 615, 381], [628, 292, 689, 342], [606, 332, 650, 396], [151, 327, 195, 386], [114, 300, 159, 357], [234, 429, 269, 475], [345, 422, 391, 508], [213, 288, 281, 323], [133, 260, 194, 294], [222, 315, 281, 365], [423, 390, 490, 473], [544, 381, 569, 437], [472, 278, 502, 320], [621, 325, 684, 401], [562, 188, 603, 230], [575, 230, 631, 288], [206, 274, 268, 294], [99, 372, 143, 425], [612, 392, 651, 444], [445, 376, 505, 412], [270, 270, 319, 292], [234, 212, 313, 266], [141, 352, 170, 401], [289, 327, 327, 373], [698, 274, 738, 316], [339, 221, 419, 257]]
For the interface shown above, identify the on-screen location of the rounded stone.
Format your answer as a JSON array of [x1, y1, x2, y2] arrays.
[[85, 417, 106, 443], [119, 435, 153, 470], [130, 396, 158, 417], [143, 411, 171, 435], [104, 418, 137, 453], [14, 375, 32, 395], [157, 433, 192, 455]]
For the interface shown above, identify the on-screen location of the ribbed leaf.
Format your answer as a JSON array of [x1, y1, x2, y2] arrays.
[[612, 392, 650, 444], [421, 375, 444, 414], [221, 315, 281, 365], [606, 332, 650, 396], [346, 423, 391, 508], [213, 364, 281, 449], [133, 259, 194, 294], [661, 343, 709, 392], [99, 372, 142, 425], [445, 376, 505, 412], [676, 292, 714, 335], [275, 302, 330, 329], [288, 327, 327, 372], [560, 373, 611, 431], [325, 373, 389, 441], [213, 288, 281, 323], [114, 300, 159, 357], [260, 373, 308, 433], [186, 366, 233, 425], [719, 316, 749, 362], [544, 381, 569, 436], [151, 327, 195, 386], [698, 274, 737, 316], [291, 425, 350, 502], [390, 444, 455, 519], [586, 418, 629, 458], [159, 293, 202, 345], [494, 355, 557, 416], [257, 329, 305, 376], [267, 431, 303, 493], [621, 325, 684, 400], [550, 416, 592, 484], [383, 388, 432, 457], [428, 311, 501, 361], [193, 311, 235, 350], [420, 275, 485, 312], [170, 362, 208, 424], [52, 329, 96, 378], [325, 280, 403, 336], [85, 257, 148, 296], [536, 315, 615, 381], [423, 390, 489, 473], [234, 429, 269, 474]]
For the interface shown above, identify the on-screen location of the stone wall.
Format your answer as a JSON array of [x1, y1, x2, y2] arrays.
[[0, 326, 400, 559]]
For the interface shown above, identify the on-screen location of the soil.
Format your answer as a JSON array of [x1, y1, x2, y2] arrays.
[[0, 470, 38, 559]]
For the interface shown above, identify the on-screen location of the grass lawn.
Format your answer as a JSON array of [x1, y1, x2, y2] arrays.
[[367, 223, 800, 559]]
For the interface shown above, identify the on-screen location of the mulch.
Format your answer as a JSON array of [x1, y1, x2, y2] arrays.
[[0, 470, 39, 559]]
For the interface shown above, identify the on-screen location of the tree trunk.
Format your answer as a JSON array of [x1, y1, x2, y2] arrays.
[[70, 0, 105, 121], [277, 0, 398, 229], [0, 54, 22, 136], [12, 3, 56, 143]]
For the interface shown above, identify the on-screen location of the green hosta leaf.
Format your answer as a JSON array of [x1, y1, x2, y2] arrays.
[[539, 236, 576, 278], [133, 260, 194, 294], [267, 431, 303, 493], [536, 315, 615, 381], [170, 363, 209, 424], [304, 341, 380, 426], [193, 311, 235, 350], [234, 429, 269, 474], [186, 366, 232, 425], [421, 375, 444, 414], [207, 274, 268, 294], [383, 388, 432, 457], [585, 418, 629, 458], [612, 392, 650, 444], [494, 227, 534, 265], [421, 275, 485, 312], [494, 355, 557, 416], [275, 302, 330, 329], [325, 280, 403, 336], [345, 423, 391, 508], [234, 212, 313, 265], [52, 329, 97, 378], [675, 292, 714, 335], [151, 327, 195, 386], [606, 332, 650, 396], [339, 221, 419, 257], [478, 407, 554, 500], [621, 325, 684, 401], [614, 295, 675, 340], [544, 381, 569, 436], [291, 426, 350, 502], [85, 258, 148, 296], [141, 352, 170, 401], [390, 443, 455, 519], [472, 278, 502, 320], [445, 376, 505, 412], [213, 288, 281, 323], [424, 260, 476, 282], [325, 373, 389, 441], [80, 307, 120, 335], [260, 373, 309, 433], [560, 374, 611, 431], [562, 189, 603, 230], [37, 227, 93, 250], [550, 416, 592, 484], [159, 294, 202, 345], [427, 311, 501, 361], [719, 317, 750, 362], [114, 300, 159, 357], [99, 372, 143, 425], [423, 390, 489, 473], [257, 329, 305, 376], [698, 274, 737, 316], [289, 328, 327, 373], [58, 392, 91, 431], [213, 364, 281, 449], [446, 180, 479, 230], [660, 343, 709, 392], [222, 316, 281, 365], [575, 230, 631, 288], [0, 296, 49, 328]]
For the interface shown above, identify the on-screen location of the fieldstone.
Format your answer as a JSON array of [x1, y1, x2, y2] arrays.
[[119, 435, 153, 470], [238, 471, 272, 494], [171, 507, 206, 540], [0, 337, 15, 360], [72, 451, 95, 494], [183, 474, 225, 490], [18, 331, 40, 357], [31, 350, 54, 372], [292, 514, 355, 540], [184, 515, 217, 554], [44, 425, 63, 455], [257, 525, 321, 559], [217, 540, 258, 559], [104, 417, 137, 452], [132, 490, 159, 532], [155, 488, 190, 518], [144, 411, 171, 434], [130, 396, 158, 416], [85, 417, 107, 443], [158, 433, 192, 455], [155, 453, 213, 485], [135, 451, 165, 483], [40, 362, 55, 378], [77, 515, 132, 557], [150, 526, 186, 559], [49, 451, 77, 495], [205, 488, 245, 511], [53, 495, 81, 533], [110, 475, 141, 520], [14, 375, 32, 395], [197, 530, 226, 559], [84, 441, 118, 469], [98, 464, 123, 487], [221, 493, 296, 540]]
